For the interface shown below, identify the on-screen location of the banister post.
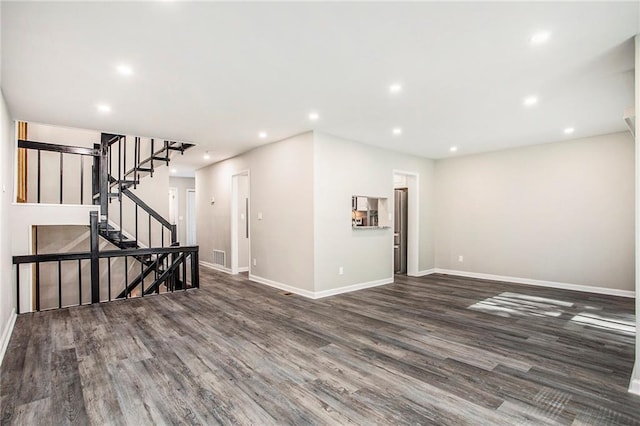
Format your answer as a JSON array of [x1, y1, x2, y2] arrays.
[[90, 211, 100, 304]]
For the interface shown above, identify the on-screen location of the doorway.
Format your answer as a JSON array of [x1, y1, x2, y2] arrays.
[[394, 188, 408, 274], [186, 189, 196, 245], [392, 171, 419, 276], [231, 170, 250, 274]]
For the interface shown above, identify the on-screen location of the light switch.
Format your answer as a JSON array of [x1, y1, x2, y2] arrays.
[[241, 213, 245, 220], [258, 212, 263, 220], [179, 216, 183, 221]]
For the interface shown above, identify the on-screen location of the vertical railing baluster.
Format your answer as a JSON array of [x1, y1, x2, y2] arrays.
[[59, 152, 63, 204], [107, 259, 112, 301], [58, 260, 62, 309], [182, 252, 187, 289], [123, 136, 127, 182], [119, 187, 123, 243], [148, 215, 151, 248], [16, 265, 20, 314], [35, 262, 40, 311], [90, 211, 99, 304], [78, 259, 82, 306], [161, 227, 164, 248], [118, 136, 122, 184], [80, 155, 84, 204], [134, 137, 138, 189], [141, 256, 144, 297], [192, 250, 199, 288], [150, 139, 154, 177], [124, 256, 128, 299], [135, 205, 138, 245], [37, 150, 41, 203]]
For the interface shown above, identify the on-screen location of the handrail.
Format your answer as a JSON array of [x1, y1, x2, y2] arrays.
[[121, 187, 174, 230], [13, 245, 198, 264], [18, 139, 99, 157], [13, 212, 199, 313]]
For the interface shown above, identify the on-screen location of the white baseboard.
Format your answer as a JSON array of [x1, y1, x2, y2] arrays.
[[248, 274, 393, 299], [0, 309, 17, 367], [412, 268, 436, 277], [200, 261, 232, 274], [629, 365, 640, 395], [433, 268, 635, 298], [314, 277, 394, 298], [248, 274, 315, 298], [238, 267, 249, 273]]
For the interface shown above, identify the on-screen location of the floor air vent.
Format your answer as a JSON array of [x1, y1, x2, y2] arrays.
[[213, 250, 226, 267]]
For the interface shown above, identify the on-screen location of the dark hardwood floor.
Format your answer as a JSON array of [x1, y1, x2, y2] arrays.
[[1, 268, 639, 425]]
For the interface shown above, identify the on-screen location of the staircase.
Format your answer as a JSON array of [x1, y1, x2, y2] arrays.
[[93, 133, 194, 297], [13, 128, 200, 313]]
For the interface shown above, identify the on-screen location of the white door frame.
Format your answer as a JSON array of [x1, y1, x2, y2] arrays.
[[392, 170, 420, 277], [168, 187, 179, 244], [185, 188, 196, 245], [231, 170, 250, 275]]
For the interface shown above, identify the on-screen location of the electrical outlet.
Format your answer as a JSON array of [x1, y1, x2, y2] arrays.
[[458, 255, 464, 262], [253, 258, 257, 266], [339, 266, 344, 275]]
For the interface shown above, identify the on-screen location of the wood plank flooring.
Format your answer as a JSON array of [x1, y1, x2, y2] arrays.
[[1, 268, 639, 425]]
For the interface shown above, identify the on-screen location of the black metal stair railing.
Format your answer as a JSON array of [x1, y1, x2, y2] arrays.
[[17, 139, 100, 204], [14, 130, 198, 308], [12, 211, 199, 313]]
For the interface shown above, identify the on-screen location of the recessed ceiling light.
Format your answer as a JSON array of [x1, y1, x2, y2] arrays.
[[392, 127, 402, 135], [203, 152, 211, 160], [450, 146, 458, 152], [523, 96, 538, 107], [171, 168, 177, 173], [308, 112, 319, 121], [258, 131, 268, 139], [564, 127, 575, 134], [96, 104, 111, 113], [116, 64, 133, 76], [530, 31, 551, 45], [389, 83, 402, 94]]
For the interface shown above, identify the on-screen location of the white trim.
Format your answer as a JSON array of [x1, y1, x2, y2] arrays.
[[314, 277, 394, 298], [168, 186, 179, 240], [200, 260, 232, 274], [433, 268, 635, 298], [629, 365, 640, 395], [185, 188, 196, 245], [238, 267, 249, 273], [392, 170, 419, 277], [248, 274, 393, 299], [0, 309, 17, 367], [413, 268, 436, 277], [249, 274, 316, 298], [230, 170, 250, 275]]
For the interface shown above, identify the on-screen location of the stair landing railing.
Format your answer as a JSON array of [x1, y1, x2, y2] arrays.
[[12, 211, 199, 313]]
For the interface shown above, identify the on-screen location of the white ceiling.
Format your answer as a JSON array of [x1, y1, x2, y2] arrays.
[[1, 1, 638, 175]]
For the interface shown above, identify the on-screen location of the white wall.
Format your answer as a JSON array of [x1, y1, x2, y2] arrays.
[[169, 176, 195, 245], [435, 132, 634, 292], [196, 132, 315, 291], [313, 132, 436, 293], [0, 89, 16, 364]]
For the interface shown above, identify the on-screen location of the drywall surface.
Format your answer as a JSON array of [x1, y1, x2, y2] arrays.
[[313, 132, 436, 292], [169, 176, 195, 245], [0, 89, 16, 364], [435, 132, 634, 291], [196, 132, 315, 291]]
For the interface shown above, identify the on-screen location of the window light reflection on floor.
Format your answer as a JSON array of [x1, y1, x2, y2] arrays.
[[468, 292, 573, 318], [570, 312, 635, 335]]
